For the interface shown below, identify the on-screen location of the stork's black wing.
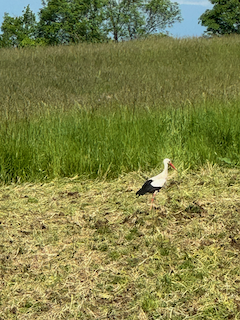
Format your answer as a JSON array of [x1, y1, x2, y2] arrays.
[[136, 179, 161, 196]]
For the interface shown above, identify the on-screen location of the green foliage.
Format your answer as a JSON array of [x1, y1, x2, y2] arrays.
[[19, 37, 48, 47], [145, 0, 182, 33], [104, 0, 146, 41], [38, 0, 108, 45], [0, 5, 38, 47], [0, 0, 181, 46], [199, 0, 240, 35], [0, 13, 23, 47], [104, 0, 182, 41]]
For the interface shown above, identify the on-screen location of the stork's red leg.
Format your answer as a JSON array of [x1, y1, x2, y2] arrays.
[[150, 191, 157, 210]]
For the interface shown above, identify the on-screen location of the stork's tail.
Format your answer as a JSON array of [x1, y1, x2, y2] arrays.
[[136, 188, 145, 196]]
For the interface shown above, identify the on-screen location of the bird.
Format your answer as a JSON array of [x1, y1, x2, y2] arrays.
[[136, 158, 177, 210]]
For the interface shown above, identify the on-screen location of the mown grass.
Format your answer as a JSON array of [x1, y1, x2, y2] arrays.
[[0, 35, 240, 181], [1, 165, 240, 319]]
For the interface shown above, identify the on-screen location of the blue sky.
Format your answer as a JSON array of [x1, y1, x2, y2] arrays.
[[0, 0, 213, 38]]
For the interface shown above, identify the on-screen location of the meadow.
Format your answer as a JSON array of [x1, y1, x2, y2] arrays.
[[0, 35, 240, 182], [1, 35, 240, 319]]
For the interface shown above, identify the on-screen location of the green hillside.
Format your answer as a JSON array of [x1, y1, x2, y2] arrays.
[[1, 36, 240, 182]]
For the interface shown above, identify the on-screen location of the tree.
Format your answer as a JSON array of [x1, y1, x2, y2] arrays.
[[199, 0, 240, 35], [145, 0, 182, 33], [103, 0, 145, 42], [104, 0, 182, 42], [38, 0, 108, 45], [0, 0, 182, 47], [37, 0, 182, 44], [0, 5, 39, 47]]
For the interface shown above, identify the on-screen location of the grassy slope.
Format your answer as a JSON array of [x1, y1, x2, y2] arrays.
[[1, 36, 240, 181], [1, 36, 240, 114], [1, 165, 240, 319]]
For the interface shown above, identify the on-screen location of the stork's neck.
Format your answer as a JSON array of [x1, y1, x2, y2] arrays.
[[162, 161, 168, 177], [155, 161, 168, 179]]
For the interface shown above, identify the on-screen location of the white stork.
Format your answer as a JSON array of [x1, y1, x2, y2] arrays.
[[136, 158, 177, 209]]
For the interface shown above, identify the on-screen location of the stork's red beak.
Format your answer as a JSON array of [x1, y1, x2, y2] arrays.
[[169, 162, 177, 170]]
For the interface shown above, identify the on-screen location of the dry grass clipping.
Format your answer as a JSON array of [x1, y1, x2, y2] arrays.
[[1, 164, 240, 319]]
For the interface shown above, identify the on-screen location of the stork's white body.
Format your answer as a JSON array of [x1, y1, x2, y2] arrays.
[[149, 161, 169, 188], [136, 158, 176, 209]]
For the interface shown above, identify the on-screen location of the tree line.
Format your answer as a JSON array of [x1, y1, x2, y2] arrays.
[[0, 0, 182, 47], [0, 0, 240, 48]]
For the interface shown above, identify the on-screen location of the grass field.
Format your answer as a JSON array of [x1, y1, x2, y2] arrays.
[[0, 102, 240, 183], [1, 36, 240, 319], [0, 35, 240, 181], [1, 35, 240, 114], [1, 165, 240, 319]]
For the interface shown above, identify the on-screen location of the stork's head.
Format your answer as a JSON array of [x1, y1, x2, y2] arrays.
[[164, 158, 177, 170]]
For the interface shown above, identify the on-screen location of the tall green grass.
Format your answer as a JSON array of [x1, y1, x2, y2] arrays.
[[1, 35, 240, 182], [1, 35, 240, 118], [0, 101, 240, 182]]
